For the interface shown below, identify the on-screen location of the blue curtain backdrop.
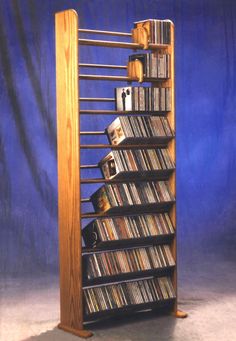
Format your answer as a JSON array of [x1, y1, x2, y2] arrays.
[[0, 0, 235, 275]]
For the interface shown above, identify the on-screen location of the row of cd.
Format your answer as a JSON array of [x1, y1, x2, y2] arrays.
[[133, 19, 171, 45], [115, 87, 171, 112], [129, 52, 170, 79], [107, 116, 173, 146], [84, 276, 175, 315], [91, 181, 175, 213], [85, 244, 175, 280], [100, 148, 175, 180], [82, 213, 175, 247]]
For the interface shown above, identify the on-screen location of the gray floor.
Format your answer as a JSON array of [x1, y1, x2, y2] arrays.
[[1, 254, 236, 341]]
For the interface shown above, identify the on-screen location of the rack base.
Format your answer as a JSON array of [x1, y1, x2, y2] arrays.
[[58, 323, 93, 338]]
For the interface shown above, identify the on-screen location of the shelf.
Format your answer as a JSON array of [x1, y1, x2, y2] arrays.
[[81, 201, 175, 218], [79, 110, 168, 115], [80, 169, 175, 184], [83, 266, 175, 287], [80, 140, 173, 149], [79, 38, 169, 50], [82, 233, 175, 251], [83, 298, 175, 322]]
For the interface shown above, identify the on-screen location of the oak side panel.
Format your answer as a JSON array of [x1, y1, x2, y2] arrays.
[[167, 23, 177, 313], [55, 9, 83, 330]]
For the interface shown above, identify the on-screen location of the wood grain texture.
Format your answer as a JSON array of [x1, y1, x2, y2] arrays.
[[55, 9, 90, 335]]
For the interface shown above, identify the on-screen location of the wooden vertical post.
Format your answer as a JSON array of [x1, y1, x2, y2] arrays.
[[55, 9, 93, 337], [166, 22, 177, 315], [167, 22, 187, 319]]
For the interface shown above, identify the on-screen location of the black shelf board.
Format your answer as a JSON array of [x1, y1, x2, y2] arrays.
[[89, 201, 175, 216], [80, 110, 169, 116], [83, 266, 175, 287], [109, 136, 174, 146], [97, 169, 175, 183], [83, 298, 176, 322], [82, 233, 175, 252]]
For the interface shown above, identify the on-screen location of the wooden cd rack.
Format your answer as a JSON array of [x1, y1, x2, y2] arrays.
[[55, 9, 187, 339]]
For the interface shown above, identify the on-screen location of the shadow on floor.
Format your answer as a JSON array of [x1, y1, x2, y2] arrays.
[[24, 310, 177, 341]]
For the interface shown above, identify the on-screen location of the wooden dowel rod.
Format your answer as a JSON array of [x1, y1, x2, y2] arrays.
[[80, 131, 105, 135], [79, 63, 127, 69], [81, 198, 91, 203], [79, 75, 166, 82], [80, 142, 172, 149], [79, 39, 169, 50], [79, 28, 132, 37], [79, 39, 139, 49], [79, 74, 131, 81], [80, 164, 99, 169], [79, 97, 115, 102]]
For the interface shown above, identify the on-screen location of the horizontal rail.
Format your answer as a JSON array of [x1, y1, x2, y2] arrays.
[[79, 39, 140, 49], [81, 198, 91, 203], [80, 164, 99, 169], [79, 74, 131, 81], [79, 29, 132, 37], [79, 39, 169, 50], [80, 131, 106, 135], [79, 110, 168, 115], [79, 63, 127, 69], [79, 97, 115, 102], [79, 75, 167, 82]]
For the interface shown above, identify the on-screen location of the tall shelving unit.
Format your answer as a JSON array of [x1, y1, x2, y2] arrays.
[[55, 9, 186, 338]]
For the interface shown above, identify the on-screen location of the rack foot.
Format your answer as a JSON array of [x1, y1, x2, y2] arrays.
[[174, 310, 188, 318], [58, 323, 93, 338]]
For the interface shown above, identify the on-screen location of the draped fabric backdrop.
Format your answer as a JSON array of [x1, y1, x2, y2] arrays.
[[0, 0, 235, 275]]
